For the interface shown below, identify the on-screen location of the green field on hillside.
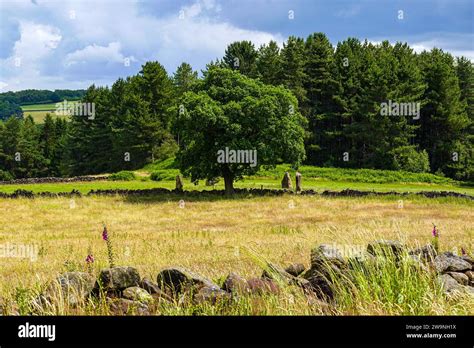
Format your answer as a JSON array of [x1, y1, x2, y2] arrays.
[[21, 102, 59, 111], [21, 100, 79, 123]]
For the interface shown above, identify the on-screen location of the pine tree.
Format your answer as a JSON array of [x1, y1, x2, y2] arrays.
[[417, 49, 469, 176], [66, 85, 113, 175], [223, 41, 258, 77], [173, 62, 198, 97], [303, 33, 342, 165], [256, 41, 282, 85], [0, 117, 21, 178], [16, 116, 48, 178], [332, 38, 364, 167], [451, 56, 474, 180], [39, 113, 56, 170], [280, 36, 307, 105]]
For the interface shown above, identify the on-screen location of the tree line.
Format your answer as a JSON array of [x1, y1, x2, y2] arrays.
[[0, 33, 472, 182]]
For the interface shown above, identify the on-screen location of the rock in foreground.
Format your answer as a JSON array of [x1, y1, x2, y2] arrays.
[[98, 267, 141, 291]]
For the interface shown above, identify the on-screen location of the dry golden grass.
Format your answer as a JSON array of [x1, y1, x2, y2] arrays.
[[0, 194, 472, 315]]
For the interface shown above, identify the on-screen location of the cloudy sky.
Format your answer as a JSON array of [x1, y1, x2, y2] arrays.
[[0, 0, 472, 91]]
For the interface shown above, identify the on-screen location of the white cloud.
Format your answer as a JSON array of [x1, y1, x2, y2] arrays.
[[10, 21, 61, 65], [65, 42, 135, 67], [0, 20, 62, 90], [0, 0, 282, 90], [7, 1, 471, 91], [181, 0, 221, 18]]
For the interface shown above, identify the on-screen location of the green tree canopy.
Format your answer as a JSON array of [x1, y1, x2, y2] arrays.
[[176, 67, 306, 194], [223, 41, 258, 78]]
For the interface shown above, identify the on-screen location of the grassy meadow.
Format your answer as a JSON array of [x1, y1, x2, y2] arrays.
[[1, 161, 473, 315], [0, 192, 473, 315]]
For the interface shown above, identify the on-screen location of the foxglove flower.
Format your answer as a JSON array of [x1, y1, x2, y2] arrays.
[[102, 224, 115, 268], [431, 224, 439, 253], [102, 225, 109, 241], [432, 225, 438, 238]]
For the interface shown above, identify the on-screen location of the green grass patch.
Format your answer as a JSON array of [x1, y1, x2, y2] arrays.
[[139, 157, 460, 185], [255, 164, 457, 185], [150, 169, 180, 181], [0, 177, 473, 197], [21, 99, 82, 111], [141, 157, 177, 171]]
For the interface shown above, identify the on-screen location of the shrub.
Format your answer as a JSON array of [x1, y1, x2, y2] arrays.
[[0, 170, 13, 181], [391, 146, 430, 173], [153, 135, 178, 162], [108, 171, 136, 181], [150, 169, 179, 181]]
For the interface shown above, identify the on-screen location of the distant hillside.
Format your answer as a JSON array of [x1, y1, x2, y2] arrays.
[[0, 89, 86, 120]]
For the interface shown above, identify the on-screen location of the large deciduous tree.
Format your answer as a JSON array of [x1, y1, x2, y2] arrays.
[[176, 67, 306, 194]]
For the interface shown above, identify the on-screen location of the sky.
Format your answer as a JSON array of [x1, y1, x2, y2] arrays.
[[0, 0, 473, 91]]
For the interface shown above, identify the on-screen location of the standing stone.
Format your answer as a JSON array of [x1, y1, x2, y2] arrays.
[[295, 171, 302, 192], [175, 175, 184, 192], [281, 172, 292, 189]]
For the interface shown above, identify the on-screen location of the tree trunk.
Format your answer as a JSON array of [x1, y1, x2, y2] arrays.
[[222, 166, 234, 195]]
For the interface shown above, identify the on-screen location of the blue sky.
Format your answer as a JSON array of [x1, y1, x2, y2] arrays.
[[0, 0, 472, 91]]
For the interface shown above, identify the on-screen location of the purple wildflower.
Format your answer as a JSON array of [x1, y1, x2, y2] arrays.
[[432, 225, 438, 238], [85, 254, 94, 263], [101, 224, 115, 268], [461, 247, 467, 256], [102, 225, 109, 241]]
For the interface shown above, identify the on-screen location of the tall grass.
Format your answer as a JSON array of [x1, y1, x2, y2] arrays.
[[0, 194, 472, 315], [330, 251, 473, 315]]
